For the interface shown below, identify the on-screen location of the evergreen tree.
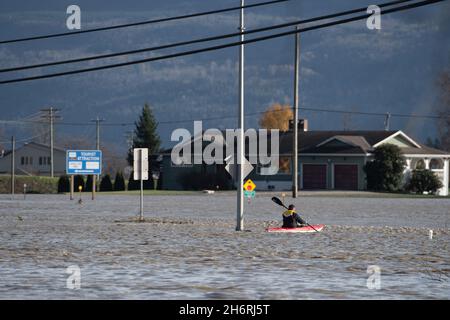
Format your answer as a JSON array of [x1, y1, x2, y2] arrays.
[[85, 175, 93, 192], [127, 171, 140, 190], [364, 144, 406, 192], [114, 171, 126, 191], [127, 103, 161, 165], [74, 175, 85, 192], [407, 169, 443, 194], [100, 174, 113, 192], [57, 175, 70, 193]]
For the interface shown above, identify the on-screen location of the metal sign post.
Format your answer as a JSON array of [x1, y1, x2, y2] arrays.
[[237, 0, 245, 231], [133, 148, 149, 221], [70, 175, 74, 200], [10, 136, 15, 197]]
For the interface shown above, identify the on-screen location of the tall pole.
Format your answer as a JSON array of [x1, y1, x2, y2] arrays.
[[236, 0, 245, 231], [50, 107, 54, 178], [139, 149, 144, 222], [11, 136, 15, 196], [91, 117, 104, 200], [70, 175, 74, 200], [41, 107, 60, 178], [292, 26, 300, 198], [91, 116, 105, 150]]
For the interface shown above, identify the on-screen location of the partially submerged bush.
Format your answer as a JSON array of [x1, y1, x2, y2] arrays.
[[114, 171, 126, 191], [74, 175, 85, 192], [100, 174, 113, 192], [364, 144, 406, 192], [85, 175, 93, 192], [406, 169, 443, 194], [57, 175, 70, 193]]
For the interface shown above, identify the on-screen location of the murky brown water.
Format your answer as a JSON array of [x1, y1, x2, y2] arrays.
[[0, 193, 449, 299]]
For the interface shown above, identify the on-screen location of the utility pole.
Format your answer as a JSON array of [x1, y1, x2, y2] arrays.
[[384, 113, 391, 131], [90, 117, 105, 200], [41, 107, 60, 178], [11, 136, 15, 197], [91, 116, 105, 150], [236, 0, 245, 231], [292, 26, 300, 198]]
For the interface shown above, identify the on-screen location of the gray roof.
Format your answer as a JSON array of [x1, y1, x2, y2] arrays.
[[279, 130, 397, 154], [161, 130, 449, 157], [0, 141, 65, 156], [402, 144, 450, 155]]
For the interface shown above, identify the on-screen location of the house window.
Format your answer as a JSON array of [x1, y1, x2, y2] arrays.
[[39, 157, 42, 165], [21, 157, 25, 165]]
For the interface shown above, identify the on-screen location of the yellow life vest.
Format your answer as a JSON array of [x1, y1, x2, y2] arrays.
[[282, 209, 296, 217]]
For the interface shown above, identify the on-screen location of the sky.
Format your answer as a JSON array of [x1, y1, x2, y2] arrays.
[[0, 0, 449, 152]]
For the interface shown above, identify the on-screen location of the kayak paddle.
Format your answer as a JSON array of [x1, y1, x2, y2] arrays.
[[271, 196, 320, 233]]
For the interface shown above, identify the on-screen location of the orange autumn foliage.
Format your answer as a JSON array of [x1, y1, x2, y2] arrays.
[[259, 103, 293, 132]]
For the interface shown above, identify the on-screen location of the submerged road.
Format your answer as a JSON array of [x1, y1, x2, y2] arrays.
[[0, 193, 449, 299]]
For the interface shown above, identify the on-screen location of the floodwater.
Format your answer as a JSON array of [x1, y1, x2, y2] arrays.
[[0, 193, 449, 299]]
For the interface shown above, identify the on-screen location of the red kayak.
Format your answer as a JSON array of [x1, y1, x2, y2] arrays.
[[266, 224, 325, 233]]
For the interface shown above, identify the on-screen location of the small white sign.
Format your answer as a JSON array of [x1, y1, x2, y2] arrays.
[[133, 148, 149, 180], [86, 162, 99, 170], [68, 161, 82, 169]]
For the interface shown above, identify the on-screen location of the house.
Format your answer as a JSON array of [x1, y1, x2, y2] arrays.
[[249, 127, 449, 196], [159, 121, 450, 196], [0, 141, 66, 176]]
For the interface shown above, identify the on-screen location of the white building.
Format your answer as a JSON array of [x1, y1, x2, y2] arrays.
[[0, 142, 66, 176]]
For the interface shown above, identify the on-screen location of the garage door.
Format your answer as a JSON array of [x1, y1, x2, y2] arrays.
[[334, 164, 358, 190], [302, 164, 327, 189]]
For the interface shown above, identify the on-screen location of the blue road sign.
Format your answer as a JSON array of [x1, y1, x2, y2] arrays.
[[66, 150, 102, 175]]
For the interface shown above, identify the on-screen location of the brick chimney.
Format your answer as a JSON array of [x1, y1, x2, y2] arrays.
[[289, 119, 308, 132]]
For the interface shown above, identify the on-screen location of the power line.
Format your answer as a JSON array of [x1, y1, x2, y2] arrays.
[[0, 0, 289, 45], [0, 0, 413, 73], [0, 133, 47, 144], [0, 105, 448, 129], [0, 0, 444, 85]]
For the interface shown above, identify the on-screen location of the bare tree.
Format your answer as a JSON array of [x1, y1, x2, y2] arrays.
[[31, 122, 50, 145], [102, 143, 128, 176]]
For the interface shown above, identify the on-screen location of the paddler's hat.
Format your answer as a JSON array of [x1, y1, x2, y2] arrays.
[[288, 204, 295, 211]]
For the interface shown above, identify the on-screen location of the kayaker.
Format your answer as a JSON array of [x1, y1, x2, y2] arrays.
[[282, 204, 307, 228]]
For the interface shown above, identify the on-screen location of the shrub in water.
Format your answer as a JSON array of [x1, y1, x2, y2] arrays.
[[407, 169, 443, 194], [100, 174, 113, 192], [364, 144, 406, 192], [74, 175, 85, 192], [57, 175, 70, 193], [114, 171, 126, 191], [85, 175, 93, 192], [127, 171, 140, 190]]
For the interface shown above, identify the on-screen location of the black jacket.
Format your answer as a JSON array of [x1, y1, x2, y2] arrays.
[[282, 211, 306, 228]]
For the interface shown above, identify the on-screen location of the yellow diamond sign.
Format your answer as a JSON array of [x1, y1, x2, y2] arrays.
[[243, 179, 256, 192]]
